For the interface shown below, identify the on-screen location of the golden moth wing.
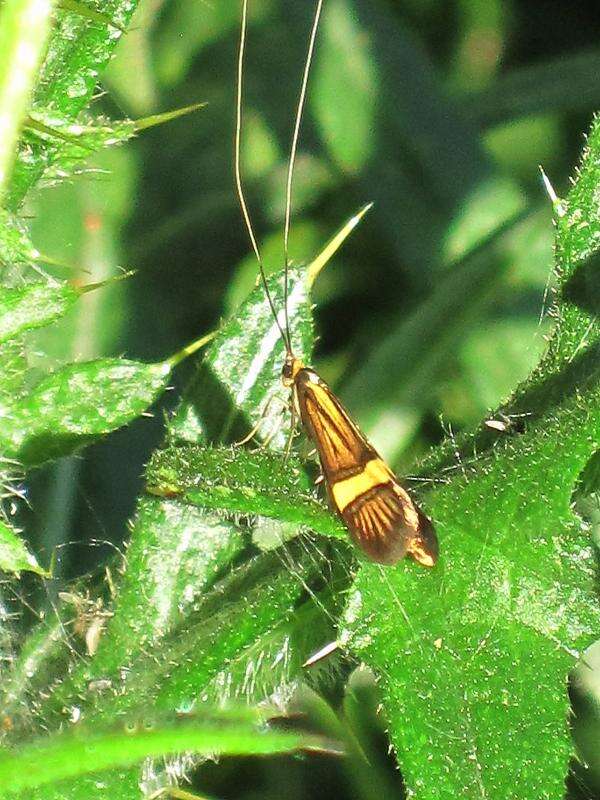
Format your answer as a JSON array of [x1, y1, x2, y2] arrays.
[[294, 370, 377, 480], [293, 367, 438, 567]]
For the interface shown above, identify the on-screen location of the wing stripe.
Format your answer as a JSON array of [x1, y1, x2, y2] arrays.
[[297, 378, 376, 480]]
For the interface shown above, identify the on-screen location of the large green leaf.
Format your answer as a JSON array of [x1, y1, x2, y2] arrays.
[[170, 264, 313, 450], [339, 117, 600, 797], [462, 48, 600, 128], [0, 357, 171, 466]]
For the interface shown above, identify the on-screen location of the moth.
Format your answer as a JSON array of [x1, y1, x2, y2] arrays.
[[235, 0, 438, 567]]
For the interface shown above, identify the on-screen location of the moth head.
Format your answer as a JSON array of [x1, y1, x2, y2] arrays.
[[282, 354, 303, 388]]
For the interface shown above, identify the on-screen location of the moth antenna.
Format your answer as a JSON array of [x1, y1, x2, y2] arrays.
[[283, 0, 324, 348], [235, 0, 290, 352]]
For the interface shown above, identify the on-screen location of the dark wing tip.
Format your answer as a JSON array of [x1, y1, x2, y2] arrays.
[[406, 508, 439, 567]]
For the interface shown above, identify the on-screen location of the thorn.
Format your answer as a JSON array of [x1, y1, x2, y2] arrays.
[[539, 165, 566, 217], [134, 102, 207, 133], [307, 202, 374, 286], [303, 640, 339, 667], [484, 418, 508, 432], [167, 329, 217, 368], [79, 269, 136, 294]]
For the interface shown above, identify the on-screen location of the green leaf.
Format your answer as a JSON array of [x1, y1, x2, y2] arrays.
[[146, 444, 345, 543], [0, 281, 80, 344], [0, 518, 46, 575], [0, 0, 55, 201], [83, 496, 246, 680], [170, 264, 313, 450], [340, 116, 600, 797], [7, 0, 140, 209], [0, 709, 326, 795], [0, 357, 171, 465], [154, 0, 258, 88], [23, 103, 205, 185]]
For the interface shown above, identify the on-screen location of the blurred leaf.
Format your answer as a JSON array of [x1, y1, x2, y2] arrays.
[[313, 0, 377, 173], [344, 0, 512, 280], [448, 0, 505, 91], [28, 144, 138, 365], [263, 153, 336, 225], [456, 317, 548, 417], [154, 0, 271, 88], [340, 115, 600, 798], [441, 210, 554, 425], [442, 175, 526, 263], [0, 518, 46, 575], [0, 708, 326, 795], [240, 109, 281, 182], [462, 47, 600, 129], [571, 640, 600, 793], [102, 0, 162, 115], [0, 0, 54, 201], [342, 208, 529, 459], [483, 114, 563, 177]]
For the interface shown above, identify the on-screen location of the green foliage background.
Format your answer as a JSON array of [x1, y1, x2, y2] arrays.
[[1, 0, 600, 798]]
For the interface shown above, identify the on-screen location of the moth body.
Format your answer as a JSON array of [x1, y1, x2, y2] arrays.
[[283, 356, 438, 566]]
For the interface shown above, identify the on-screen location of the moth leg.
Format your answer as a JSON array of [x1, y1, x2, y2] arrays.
[[233, 392, 286, 447], [282, 400, 300, 464], [148, 788, 209, 800], [259, 411, 286, 450]]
